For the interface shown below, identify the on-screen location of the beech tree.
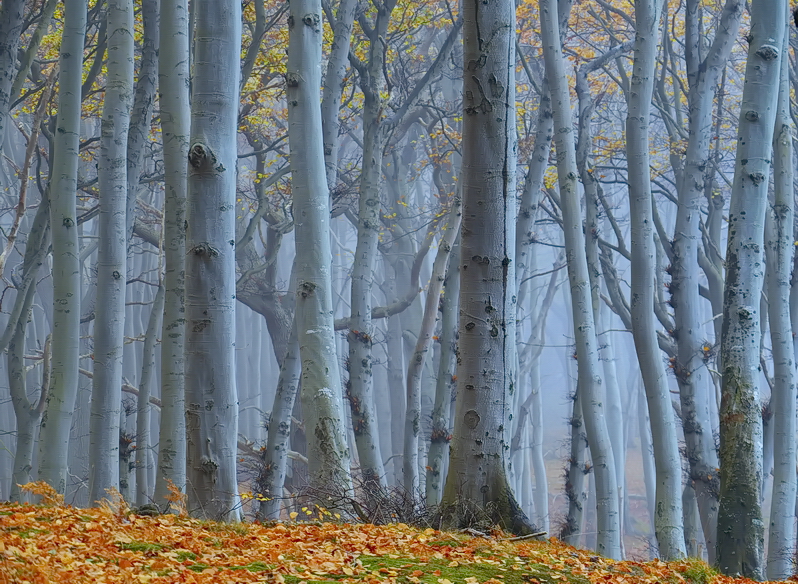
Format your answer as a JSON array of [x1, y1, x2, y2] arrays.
[[184, 0, 242, 521], [439, 0, 532, 535], [717, 0, 785, 577]]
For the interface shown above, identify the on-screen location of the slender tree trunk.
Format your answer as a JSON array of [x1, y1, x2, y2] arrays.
[[716, 0, 785, 576], [404, 203, 461, 496], [152, 0, 189, 510], [89, 0, 135, 505], [426, 235, 460, 506], [37, 0, 87, 494], [346, 1, 396, 490], [287, 0, 353, 499], [440, 0, 532, 535], [624, 0, 685, 560], [258, 322, 301, 520], [185, 0, 242, 521], [540, 0, 620, 558], [136, 285, 164, 506], [764, 23, 795, 581], [125, 0, 159, 242]]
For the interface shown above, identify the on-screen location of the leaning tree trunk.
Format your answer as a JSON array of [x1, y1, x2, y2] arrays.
[[764, 23, 795, 581], [152, 0, 189, 510], [287, 0, 353, 500], [540, 0, 620, 559], [185, 0, 242, 521], [716, 0, 785, 577], [624, 0, 685, 560], [37, 0, 87, 494], [439, 0, 533, 535], [89, 0, 135, 505]]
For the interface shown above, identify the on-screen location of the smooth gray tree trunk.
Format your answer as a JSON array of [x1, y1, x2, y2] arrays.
[[89, 0, 135, 505], [185, 0, 242, 521], [152, 0, 190, 509], [764, 24, 795, 581], [37, 0, 87, 494], [0, 0, 23, 149], [440, 0, 532, 535], [287, 0, 353, 500], [540, 0, 620, 558], [624, 0, 685, 560], [716, 0, 784, 576]]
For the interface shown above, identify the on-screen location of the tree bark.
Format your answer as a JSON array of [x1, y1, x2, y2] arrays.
[[764, 22, 795, 581], [37, 0, 87, 494], [0, 0, 23, 147], [89, 0, 135, 505], [185, 0, 242, 521], [440, 0, 532, 535], [540, 0, 620, 558], [287, 0, 353, 500], [152, 0, 189, 510], [716, 0, 785, 576]]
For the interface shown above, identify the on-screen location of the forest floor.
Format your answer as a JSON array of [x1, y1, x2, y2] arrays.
[[0, 484, 791, 584]]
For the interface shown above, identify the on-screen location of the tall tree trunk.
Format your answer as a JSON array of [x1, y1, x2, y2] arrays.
[[346, 0, 397, 491], [764, 23, 795, 581], [185, 0, 242, 521], [152, 0, 189, 510], [625, 0, 685, 560], [716, 0, 785, 577], [540, 0, 620, 558], [37, 0, 87, 494], [672, 0, 742, 562], [89, 0, 135, 505], [287, 0, 353, 500], [440, 0, 532, 535]]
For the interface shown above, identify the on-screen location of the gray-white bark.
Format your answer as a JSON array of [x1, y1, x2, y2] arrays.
[[185, 0, 242, 521], [625, 0, 685, 560], [440, 0, 532, 535], [37, 0, 87, 494], [152, 0, 189, 510], [287, 0, 353, 498], [89, 0, 135, 505], [716, 0, 785, 576], [764, 23, 795, 580], [540, 0, 620, 558]]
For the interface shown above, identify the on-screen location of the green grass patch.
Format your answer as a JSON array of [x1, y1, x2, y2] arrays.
[[678, 559, 717, 584], [117, 540, 165, 554], [175, 550, 197, 562], [228, 560, 273, 572], [187, 563, 211, 572]]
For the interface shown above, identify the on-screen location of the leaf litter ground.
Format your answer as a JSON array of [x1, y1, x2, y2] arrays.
[[0, 488, 793, 583]]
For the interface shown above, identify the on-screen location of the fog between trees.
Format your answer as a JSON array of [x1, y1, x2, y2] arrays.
[[0, 0, 796, 579]]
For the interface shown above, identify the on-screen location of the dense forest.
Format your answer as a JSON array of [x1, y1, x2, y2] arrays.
[[0, 0, 795, 579]]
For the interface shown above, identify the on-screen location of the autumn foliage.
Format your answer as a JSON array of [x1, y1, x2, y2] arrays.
[[0, 483, 789, 584]]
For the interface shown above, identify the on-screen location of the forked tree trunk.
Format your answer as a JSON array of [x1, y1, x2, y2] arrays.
[[624, 0, 685, 560]]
